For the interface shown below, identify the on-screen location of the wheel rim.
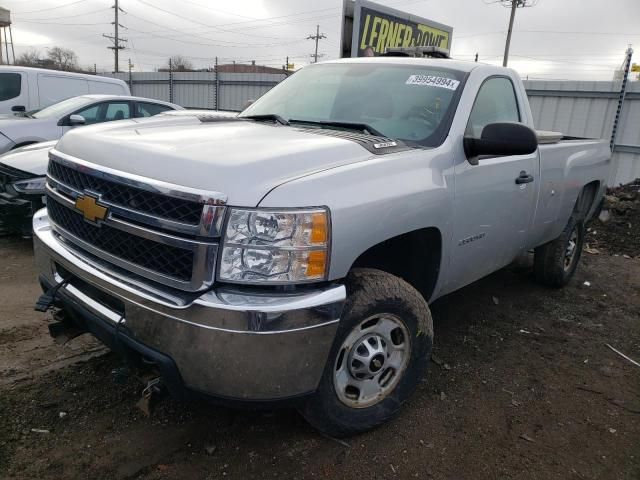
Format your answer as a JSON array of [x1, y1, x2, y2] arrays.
[[564, 226, 579, 271], [333, 314, 411, 408]]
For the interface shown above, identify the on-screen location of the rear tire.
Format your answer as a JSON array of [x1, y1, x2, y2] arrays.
[[300, 268, 433, 437], [534, 215, 585, 288]]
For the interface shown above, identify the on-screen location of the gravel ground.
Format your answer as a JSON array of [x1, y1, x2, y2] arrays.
[[0, 236, 639, 480]]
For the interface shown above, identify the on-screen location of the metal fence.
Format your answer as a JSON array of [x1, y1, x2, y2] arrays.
[[105, 71, 287, 111], [523, 80, 640, 186], [104, 72, 639, 186]]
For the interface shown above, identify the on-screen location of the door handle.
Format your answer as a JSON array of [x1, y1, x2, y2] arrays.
[[515, 171, 534, 184]]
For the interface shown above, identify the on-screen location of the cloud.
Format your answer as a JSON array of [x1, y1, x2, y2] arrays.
[[3, 0, 638, 79]]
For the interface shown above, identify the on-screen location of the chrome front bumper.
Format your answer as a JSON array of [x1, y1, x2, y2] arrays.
[[33, 209, 345, 401]]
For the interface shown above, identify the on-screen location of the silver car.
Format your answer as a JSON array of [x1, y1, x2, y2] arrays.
[[0, 94, 182, 154]]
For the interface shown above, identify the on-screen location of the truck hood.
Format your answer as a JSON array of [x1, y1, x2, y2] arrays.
[[55, 117, 375, 206], [0, 140, 56, 176]]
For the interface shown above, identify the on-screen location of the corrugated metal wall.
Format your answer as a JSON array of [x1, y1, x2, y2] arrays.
[[523, 80, 640, 186], [105, 71, 286, 111], [103, 73, 639, 185]]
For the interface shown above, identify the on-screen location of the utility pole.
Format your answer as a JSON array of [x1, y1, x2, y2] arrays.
[[103, 0, 126, 73], [490, 0, 537, 67], [307, 25, 326, 63], [503, 0, 517, 66], [128, 58, 133, 91]]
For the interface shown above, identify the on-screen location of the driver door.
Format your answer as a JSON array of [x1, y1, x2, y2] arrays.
[[448, 76, 538, 291]]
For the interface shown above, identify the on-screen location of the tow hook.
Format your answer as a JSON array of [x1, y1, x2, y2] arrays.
[[136, 376, 165, 417]]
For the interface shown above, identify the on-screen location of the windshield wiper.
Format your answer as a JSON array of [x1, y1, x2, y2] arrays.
[[288, 119, 385, 137], [241, 113, 289, 126]]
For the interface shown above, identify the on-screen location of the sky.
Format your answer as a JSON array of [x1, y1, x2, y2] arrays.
[[1, 0, 639, 80]]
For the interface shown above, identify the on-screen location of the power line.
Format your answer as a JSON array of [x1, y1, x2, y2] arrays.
[[13, 7, 110, 21], [11, 0, 91, 15], [518, 30, 640, 36], [126, 26, 303, 49], [15, 20, 110, 26], [124, 7, 340, 39], [176, 0, 257, 21], [132, 0, 282, 40], [123, 15, 304, 48], [307, 25, 326, 63]]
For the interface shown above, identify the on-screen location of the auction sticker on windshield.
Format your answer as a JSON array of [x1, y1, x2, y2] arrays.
[[405, 75, 460, 90]]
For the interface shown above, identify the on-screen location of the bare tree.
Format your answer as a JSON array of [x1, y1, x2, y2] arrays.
[[168, 55, 194, 72], [15, 48, 42, 67], [47, 47, 79, 71]]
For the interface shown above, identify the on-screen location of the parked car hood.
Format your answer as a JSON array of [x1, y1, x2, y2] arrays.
[[0, 140, 56, 176], [54, 117, 375, 206]]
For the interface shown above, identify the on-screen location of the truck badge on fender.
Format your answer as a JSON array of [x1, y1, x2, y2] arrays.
[[458, 232, 486, 246], [75, 194, 108, 223]]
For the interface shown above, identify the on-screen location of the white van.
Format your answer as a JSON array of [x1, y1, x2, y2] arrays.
[[0, 66, 130, 115]]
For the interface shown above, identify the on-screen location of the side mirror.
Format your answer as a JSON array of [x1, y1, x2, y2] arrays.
[[68, 114, 86, 126], [11, 105, 25, 112], [464, 122, 538, 166]]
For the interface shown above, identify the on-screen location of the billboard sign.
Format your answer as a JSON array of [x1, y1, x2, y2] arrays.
[[341, 0, 453, 58]]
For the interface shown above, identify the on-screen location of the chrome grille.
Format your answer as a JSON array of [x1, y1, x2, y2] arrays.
[[45, 150, 227, 291], [48, 160, 202, 224], [48, 200, 195, 281]]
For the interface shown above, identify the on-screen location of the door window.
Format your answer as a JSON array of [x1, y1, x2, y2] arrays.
[[136, 102, 173, 117], [0, 73, 21, 101], [104, 102, 131, 121], [466, 77, 520, 138], [75, 104, 101, 124]]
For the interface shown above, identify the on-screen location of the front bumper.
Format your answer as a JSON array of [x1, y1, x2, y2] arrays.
[[33, 208, 345, 401]]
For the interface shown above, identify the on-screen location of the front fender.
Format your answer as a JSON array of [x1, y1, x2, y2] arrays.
[[258, 143, 455, 294]]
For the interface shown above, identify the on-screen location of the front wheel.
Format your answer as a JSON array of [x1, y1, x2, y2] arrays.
[[300, 269, 433, 437]]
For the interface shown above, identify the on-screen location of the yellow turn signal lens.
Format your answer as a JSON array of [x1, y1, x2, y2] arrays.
[[310, 212, 328, 245], [306, 250, 327, 277]]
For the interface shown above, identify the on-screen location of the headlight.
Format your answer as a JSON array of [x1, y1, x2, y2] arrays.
[[219, 207, 330, 284], [12, 176, 46, 194]]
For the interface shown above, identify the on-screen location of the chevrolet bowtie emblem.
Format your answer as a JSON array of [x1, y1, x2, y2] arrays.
[[75, 194, 108, 223]]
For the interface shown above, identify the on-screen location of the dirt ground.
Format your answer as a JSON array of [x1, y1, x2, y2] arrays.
[[1, 235, 639, 480], [586, 179, 640, 258]]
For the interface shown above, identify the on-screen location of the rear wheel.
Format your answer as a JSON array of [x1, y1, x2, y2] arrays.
[[300, 268, 433, 437], [534, 215, 585, 288]]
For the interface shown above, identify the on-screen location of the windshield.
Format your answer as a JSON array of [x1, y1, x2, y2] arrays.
[[32, 96, 91, 119], [240, 62, 466, 146]]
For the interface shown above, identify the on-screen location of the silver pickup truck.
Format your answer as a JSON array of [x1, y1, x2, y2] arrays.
[[33, 57, 611, 437]]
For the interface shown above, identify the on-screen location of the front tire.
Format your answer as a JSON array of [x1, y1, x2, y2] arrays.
[[300, 268, 433, 437]]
